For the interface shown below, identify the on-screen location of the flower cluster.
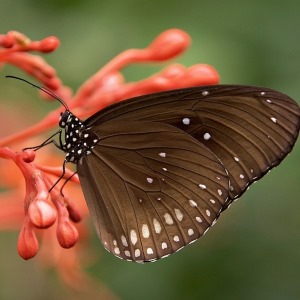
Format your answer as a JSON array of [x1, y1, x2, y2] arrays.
[[0, 29, 219, 288]]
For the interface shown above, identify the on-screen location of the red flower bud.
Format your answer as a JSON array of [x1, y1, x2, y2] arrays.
[[66, 201, 82, 223], [22, 149, 36, 163], [53, 198, 79, 248], [28, 200, 57, 228], [40, 36, 60, 53], [57, 219, 78, 248], [147, 29, 191, 61], [17, 217, 39, 260], [0, 34, 14, 48], [185, 64, 220, 85]]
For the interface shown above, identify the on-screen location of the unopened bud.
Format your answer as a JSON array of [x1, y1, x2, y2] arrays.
[[17, 217, 39, 260]]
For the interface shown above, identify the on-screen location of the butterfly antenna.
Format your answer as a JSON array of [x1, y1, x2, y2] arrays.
[[5, 75, 69, 111]]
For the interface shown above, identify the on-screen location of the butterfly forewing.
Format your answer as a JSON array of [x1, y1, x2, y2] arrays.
[[78, 85, 300, 262], [85, 85, 300, 205], [78, 121, 229, 262]]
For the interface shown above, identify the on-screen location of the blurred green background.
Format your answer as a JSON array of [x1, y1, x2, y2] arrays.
[[1, 0, 300, 299]]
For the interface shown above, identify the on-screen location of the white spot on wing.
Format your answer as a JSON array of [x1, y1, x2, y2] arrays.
[[199, 184, 206, 189], [130, 229, 138, 245], [153, 218, 162, 234], [174, 235, 180, 242], [174, 208, 183, 221], [147, 177, 153, 183], [147, 248, 154, 255], [135, 249, 141, 257], [159, 152, 166, 157], [196, 216, 202, 223], [164, 213, 174, 225], [203, 133, 211, 140], [124, 250, 131, 257], [271, 117, 277, 123], [114, 247, 120, 255], [189, 199, 197, 207], [162, 242, 167, 249], [182, 117, 190, 125], [202, 91, 209, 96], [121, 235, 128, 247], [142, 224, 150, 238], [188, 228, 194, 236]]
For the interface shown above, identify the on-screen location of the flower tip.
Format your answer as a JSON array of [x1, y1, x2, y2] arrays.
[[43, 77, 61, 91], [148, 29, 191, 61], [17, 219, 39, 260], [0, 34, 14, 48], [29, 200, 57, 229], [22, 149, 36, 163], [40, 36, 60, 53], [57, 220, 79, 248], [187, 64, 220, 84]]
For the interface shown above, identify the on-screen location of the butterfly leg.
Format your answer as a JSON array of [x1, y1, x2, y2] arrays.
[[49, 159, 67, 193], [52, 130, 66, 150], [59, 171, 78, 197], [23, 130, 63, 152]]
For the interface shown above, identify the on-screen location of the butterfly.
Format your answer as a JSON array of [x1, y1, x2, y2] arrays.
[[7, 77, 300, 263]]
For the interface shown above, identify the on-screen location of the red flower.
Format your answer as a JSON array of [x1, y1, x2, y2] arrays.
[[0, 29, 219, 289]]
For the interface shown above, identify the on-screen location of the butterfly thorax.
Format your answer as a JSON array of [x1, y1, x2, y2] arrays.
[[59, 111, 99, 163]]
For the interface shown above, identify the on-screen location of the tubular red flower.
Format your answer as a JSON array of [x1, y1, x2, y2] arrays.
[[0, 29, 220, 291]]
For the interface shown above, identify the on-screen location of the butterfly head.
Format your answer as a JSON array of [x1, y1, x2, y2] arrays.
[[59, 110, 73, 128]]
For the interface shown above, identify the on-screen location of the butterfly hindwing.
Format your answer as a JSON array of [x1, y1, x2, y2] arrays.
[[77, 121, 229, 262]]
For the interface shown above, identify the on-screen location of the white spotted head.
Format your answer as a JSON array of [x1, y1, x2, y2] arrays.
[[59, 110, 72, 128]]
